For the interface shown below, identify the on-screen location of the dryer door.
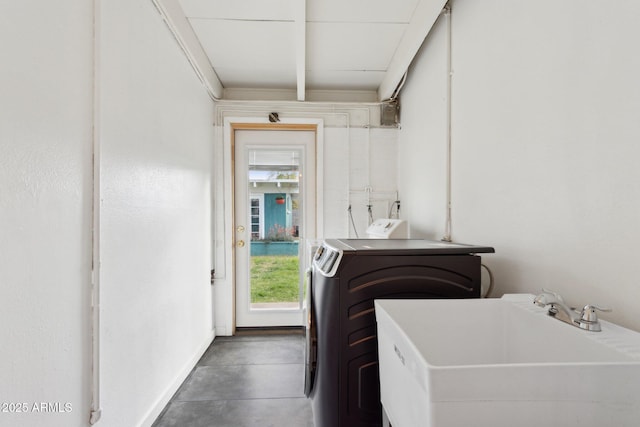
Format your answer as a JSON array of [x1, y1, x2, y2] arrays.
[[304, 267, 317, 397]]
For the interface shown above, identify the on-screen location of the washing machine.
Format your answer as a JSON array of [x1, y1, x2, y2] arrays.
[[304, 238, 494, 427]]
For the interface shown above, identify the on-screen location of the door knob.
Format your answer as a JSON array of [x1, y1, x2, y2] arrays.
[[237, 240, 245, 248], [236, 225, 245, 233]]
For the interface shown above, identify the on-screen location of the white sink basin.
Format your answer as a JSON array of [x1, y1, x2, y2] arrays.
[[375, 295, 640, 427]]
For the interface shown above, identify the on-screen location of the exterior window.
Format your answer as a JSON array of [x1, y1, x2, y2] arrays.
[[250, 195, 264, 240]]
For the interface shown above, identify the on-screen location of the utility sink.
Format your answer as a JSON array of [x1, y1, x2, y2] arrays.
[[375, 295, 640, 427]]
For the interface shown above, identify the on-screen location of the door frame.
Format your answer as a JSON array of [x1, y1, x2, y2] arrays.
[[221, 117, 324, 334], [233, 124, 316, 327]]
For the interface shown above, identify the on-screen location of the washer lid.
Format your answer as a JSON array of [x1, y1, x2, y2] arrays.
[[326, 238, 495, 255]]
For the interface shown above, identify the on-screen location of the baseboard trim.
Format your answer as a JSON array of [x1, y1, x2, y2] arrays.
[[235, 326, 304, 336], [138, 330, 215, 427]]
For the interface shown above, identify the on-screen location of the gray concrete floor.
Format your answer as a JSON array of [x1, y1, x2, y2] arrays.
[[153, 331, 314, 427]]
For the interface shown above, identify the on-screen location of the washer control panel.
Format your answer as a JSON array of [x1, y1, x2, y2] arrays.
[[313, 243, 342, 277]]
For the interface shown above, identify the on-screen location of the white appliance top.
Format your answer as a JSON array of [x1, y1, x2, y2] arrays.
[[326, 239, 495, 255]]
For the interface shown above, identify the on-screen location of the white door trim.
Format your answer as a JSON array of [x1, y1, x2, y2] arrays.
[[217, 117, 324, 334]]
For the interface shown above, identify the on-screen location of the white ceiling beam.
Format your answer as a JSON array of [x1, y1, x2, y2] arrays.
[[377, 0, 448, 101], [152, 0, 224, 100], [294, 0, 306, 101]]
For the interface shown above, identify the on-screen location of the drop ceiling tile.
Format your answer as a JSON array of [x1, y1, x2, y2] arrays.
[[307, 22, 407, 71], [307, 0, 420, 23], [188, 19, 296, 69], [179, 0, 294, 21], [306, 70, 385, 90], [215, 67, 296, 89]]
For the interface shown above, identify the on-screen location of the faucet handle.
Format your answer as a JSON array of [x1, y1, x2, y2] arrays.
[[580, 304, 612, 322], [579, 305, 612, 331]]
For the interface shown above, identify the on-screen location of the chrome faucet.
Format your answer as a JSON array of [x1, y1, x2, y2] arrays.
[[533, 289, 611, 332]]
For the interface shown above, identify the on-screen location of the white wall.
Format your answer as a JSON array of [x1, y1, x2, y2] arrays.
[[323, 127, 399, 238], [397, 14, 449, 241], [0, 2, 93, 426], [0, 1, 215, 426], [99, 1, 215, 426], [398, 0, 640, 331]]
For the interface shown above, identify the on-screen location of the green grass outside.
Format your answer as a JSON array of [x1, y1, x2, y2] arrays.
[[250, 255, 300, 303]]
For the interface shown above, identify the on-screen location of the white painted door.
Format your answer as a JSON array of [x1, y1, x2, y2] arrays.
[[234, 127, 316, 327]]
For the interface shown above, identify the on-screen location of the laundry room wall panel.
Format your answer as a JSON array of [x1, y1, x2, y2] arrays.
[[397, 0, 640, 332], [345, 127, 400, 237], [322, 126, 351, 238], [0, 2, 93, 426], [369, 127, 400, 223], [369, 128, 399, 192], [345, 128, 373, 237], [397, 12, 448, 241], [98, 1, 215, 426], [328, 127, 400, 238], [348, 128, 370, 190]]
